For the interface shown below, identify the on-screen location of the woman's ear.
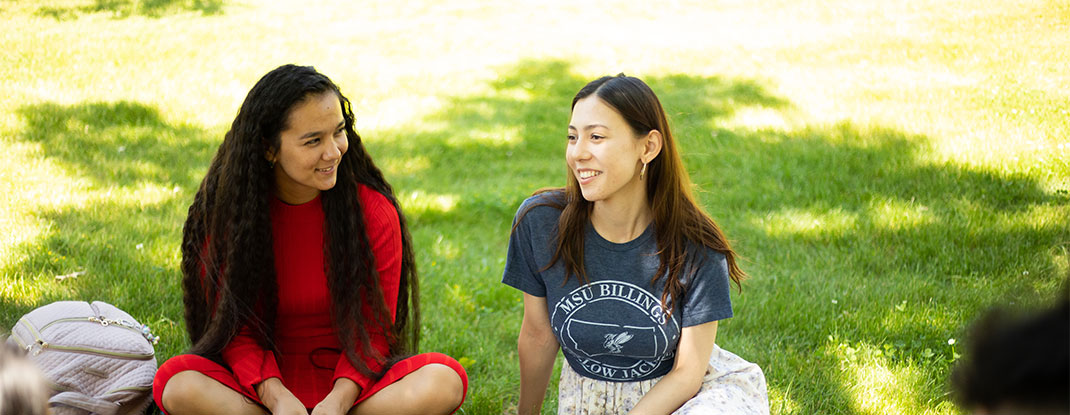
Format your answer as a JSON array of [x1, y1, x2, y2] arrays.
[[641, 130, 663, 164], [265, 148, 277, 167]]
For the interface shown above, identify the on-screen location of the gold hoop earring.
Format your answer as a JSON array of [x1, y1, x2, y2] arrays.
[[640, 162, 648, 180]]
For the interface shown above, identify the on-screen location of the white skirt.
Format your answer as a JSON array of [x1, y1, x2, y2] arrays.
[[557, 344, 769, 415]]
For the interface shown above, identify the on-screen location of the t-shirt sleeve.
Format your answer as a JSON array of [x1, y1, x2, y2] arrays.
[[222, 325, 284, 397], [332, 186, 401, 391], [501, 200, 547, 297], [680, 248, 734, 327]]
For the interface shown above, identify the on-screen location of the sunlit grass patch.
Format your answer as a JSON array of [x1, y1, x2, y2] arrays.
[[827, 338, 959, 415], [0, 275, 49, 306], [768, 383, 801, 415], [359, 95, 447, 131], [398, 190, 460, 215], [753, 208, 859, 239], [380, 155, 432, 177], [868, 197, 937, 231], [725, 107, 801, 131]]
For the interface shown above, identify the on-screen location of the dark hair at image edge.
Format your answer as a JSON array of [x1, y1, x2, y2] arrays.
[[181, 64, 419, 378], [950, 281, 1069, 414], [519, 74, 745, 313]]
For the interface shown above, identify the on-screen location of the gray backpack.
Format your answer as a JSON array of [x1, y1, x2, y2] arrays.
[[7, 301, 159, 415]]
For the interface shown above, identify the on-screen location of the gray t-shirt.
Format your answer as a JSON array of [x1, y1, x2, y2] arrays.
[[502, 192, 733, 382]]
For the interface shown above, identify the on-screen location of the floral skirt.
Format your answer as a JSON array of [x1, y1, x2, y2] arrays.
[[556, 344, 768, 415]]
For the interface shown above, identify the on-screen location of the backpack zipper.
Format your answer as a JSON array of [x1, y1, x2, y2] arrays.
[[18, 318, 155, 360], [88, 302, 160, 344], [32, 341, 155, 360], [39, 317, 147, 337]]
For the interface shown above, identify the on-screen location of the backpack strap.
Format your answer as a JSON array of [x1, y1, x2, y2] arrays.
[[49, 391, 119, 415]]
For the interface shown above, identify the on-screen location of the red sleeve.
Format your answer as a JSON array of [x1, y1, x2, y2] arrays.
[[332, 185, 402, 391], [222, 325, 284, 397]]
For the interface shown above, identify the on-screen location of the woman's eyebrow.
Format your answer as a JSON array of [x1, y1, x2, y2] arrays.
[[568, 124, 608, 131], [299, 121, 345, 139]]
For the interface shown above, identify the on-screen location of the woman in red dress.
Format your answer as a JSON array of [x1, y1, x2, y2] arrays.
[[153, 64, 467, 415]]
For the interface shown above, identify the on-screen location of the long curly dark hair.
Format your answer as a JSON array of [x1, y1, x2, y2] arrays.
[[181, 64, 418, 378]]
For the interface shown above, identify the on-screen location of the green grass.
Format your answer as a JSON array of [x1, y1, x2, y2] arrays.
[[2, 1, 1068, 414]]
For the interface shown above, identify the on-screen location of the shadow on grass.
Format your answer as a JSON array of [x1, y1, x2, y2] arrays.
[[2, 101, 218, 360], [36, 0, 223, 20], [5, 59, 1066, 414], [15, 101, 214, 188]]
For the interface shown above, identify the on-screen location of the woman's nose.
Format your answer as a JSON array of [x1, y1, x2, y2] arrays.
[[324, 140, 341, 160], [569, 138, 591, 160]]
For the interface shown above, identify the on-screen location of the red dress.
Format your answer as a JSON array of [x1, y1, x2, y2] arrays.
[[153, 185, 467, 412]]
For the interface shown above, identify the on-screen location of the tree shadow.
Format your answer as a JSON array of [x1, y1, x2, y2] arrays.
[[35, 0, 224, 20], [2, 100, 218, 360], [15, 101, 215, 188]]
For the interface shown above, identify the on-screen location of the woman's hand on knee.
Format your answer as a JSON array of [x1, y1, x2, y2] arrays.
[[310, 397, 347, 415], [272, 397, 309, 415], [311, 378, 360, 415], [256, 378, 306, 415]]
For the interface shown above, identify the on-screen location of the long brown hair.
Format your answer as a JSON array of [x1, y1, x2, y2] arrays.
[[181, 64, 418, 378], [530, 74, 744, 313]]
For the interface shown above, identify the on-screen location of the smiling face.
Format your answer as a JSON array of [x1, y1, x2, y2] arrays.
[[567, 97, 653, 206], [269, 91, 349, 204]]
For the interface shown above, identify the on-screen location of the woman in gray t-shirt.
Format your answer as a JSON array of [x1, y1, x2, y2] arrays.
[[502, 75, 769, 415]]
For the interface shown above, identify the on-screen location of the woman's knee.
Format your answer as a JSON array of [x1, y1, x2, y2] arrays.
[[408, 364, 465, 410], [159, 371, 208, 412]]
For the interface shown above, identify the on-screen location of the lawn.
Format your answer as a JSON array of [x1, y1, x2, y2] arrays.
[[1, 1, 1067, 414]]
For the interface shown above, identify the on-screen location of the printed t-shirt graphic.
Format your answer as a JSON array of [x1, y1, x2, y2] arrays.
[[551, 281, 680, 381]]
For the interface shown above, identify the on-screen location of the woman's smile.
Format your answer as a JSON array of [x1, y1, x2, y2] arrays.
[[577, 169, 603, 183]]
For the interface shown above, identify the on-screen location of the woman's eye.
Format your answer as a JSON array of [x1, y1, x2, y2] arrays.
[[567, 134, 577, 141], [591, 134, 604, 140], [335, 128, 346, 137], [305, 138, 320, 146]]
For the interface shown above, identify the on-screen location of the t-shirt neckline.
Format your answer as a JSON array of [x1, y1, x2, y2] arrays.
[[586, 221, 655, 252]]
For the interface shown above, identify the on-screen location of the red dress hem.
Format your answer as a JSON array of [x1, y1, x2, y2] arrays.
[[153, 352, 468, 414]]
